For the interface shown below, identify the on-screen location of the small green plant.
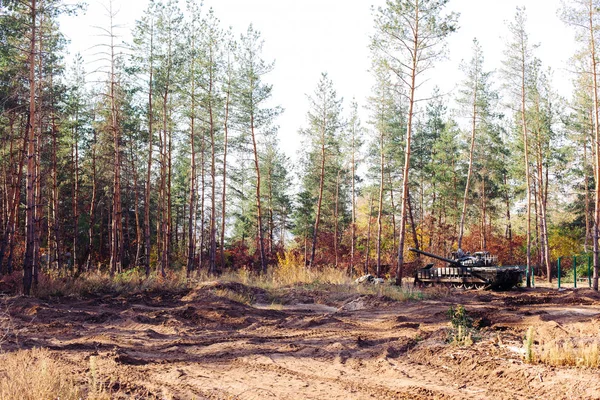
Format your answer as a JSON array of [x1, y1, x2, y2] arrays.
[[523, 326, 535, 363], [447, 305, 475, 346]]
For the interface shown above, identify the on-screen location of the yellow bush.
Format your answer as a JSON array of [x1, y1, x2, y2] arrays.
[[273, 251, 349, 286]]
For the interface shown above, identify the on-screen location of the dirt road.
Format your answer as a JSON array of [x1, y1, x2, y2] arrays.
[[2, 282, 600, 399]]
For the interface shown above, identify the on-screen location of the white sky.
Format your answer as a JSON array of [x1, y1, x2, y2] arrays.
[[60, 0, 578, 159]]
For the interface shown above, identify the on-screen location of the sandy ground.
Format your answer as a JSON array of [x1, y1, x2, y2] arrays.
[[2, 282, 600, 399]]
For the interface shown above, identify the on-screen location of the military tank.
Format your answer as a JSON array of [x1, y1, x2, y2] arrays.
[[410, 248, 524, 290]]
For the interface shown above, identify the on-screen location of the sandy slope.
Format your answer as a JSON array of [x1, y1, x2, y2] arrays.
[[2, 283, 600, 399]]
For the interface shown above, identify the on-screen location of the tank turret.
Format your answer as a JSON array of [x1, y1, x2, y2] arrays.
[[409, 248, 523, 290]]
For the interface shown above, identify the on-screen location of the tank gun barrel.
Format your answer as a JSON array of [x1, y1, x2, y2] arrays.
[[408, 248, 459, 265]]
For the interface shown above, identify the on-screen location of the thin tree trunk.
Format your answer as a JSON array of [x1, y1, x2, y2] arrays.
[[109, 0, 122, 276], [480, 177, 487, 250], [396, 4, 419, 286], [365, 193, 374, 275], [186, 37, 196, 277], [407, 190, 420, 253], [334, 169, 340, 268], [144, 19, 154, 277], [86, 120, 98, 271], [34, 14, 44, 283], [589, 0, 600, 292], [521, 41, 533, 288], [160, 58, 171, 277], [457, 76, 478, 250], [51, 91, 60, 274], [166, 104, 173, 274], [504, 172, 513, 261], [388, 168, 397, 270], [220, 52, 232, 270], [199, 114, 205, 273], [208, 48, 217, 275], [350, 121, 357, 276], [72, 118, 80, 272], [0, 120, 26, 272], [376, 128, 385, 277], [309, 112, 327, 268], [129, 138, 141, 268], [250, 111, 267, 274], [584, 116, 591, 253], [534, 97, 551, 282], [268, 161, 274, 255], [24, 0, 37, 295]]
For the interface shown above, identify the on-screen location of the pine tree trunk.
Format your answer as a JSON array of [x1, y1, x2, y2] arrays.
[[199, 114, 205, 273], [208, 51, 217, 275], [504, 172, 513, 261], [166, 107, 173, 274], [584, 120, 591, 253], [34, 21, 44, 283], [534, 99, 551, 282], [51, 92, 60, 275], [309, 117, 327, 268], [73, 121, 80, 272], [521, 46, 532, 288], [407, 190, 420, 253], [110, 22, 122, 276], [365, 193, 374, 275], [268, 162, 274, 255], [144, 23, 154, 278], [334, 169, 340, 268], [186, 43, 196, 277], [129, 138, 141, 268], [0, 120, 26, 273], [220, 57, 232, 270], [388, 168, 397, 270], [24, 0, 37, 295], [86, 118, 98, 271], [159, 84, 170, 277], [458, 78, 478, 250], [250, 112, 267, 274], [350, 124, 356, 276], [591, 0, 600, 290], [186, 119, 196, 276], [396, 7, 420, 285], [480, 177, 487, 250], [376, 130, 385, 278]]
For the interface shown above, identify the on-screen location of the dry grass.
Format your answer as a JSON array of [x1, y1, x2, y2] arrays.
[[522, 326, 600, 368], [33, 268, 188, 299], [0, 348, 82, 400], [28, 253, 426, 306], [0, 348, 146, 399], [538, 340, 600, 368], [272, 252, 351, 287], [213, 288, 255, 305], [357, 283, 425, 301], [213, 251, 352, 290]]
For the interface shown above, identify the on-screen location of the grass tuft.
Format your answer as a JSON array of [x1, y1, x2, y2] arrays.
[[523, 326, 535, 363], [0, 348, 82, 400], [213, 288, 254, 305], [537, 340, 600, 368]]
